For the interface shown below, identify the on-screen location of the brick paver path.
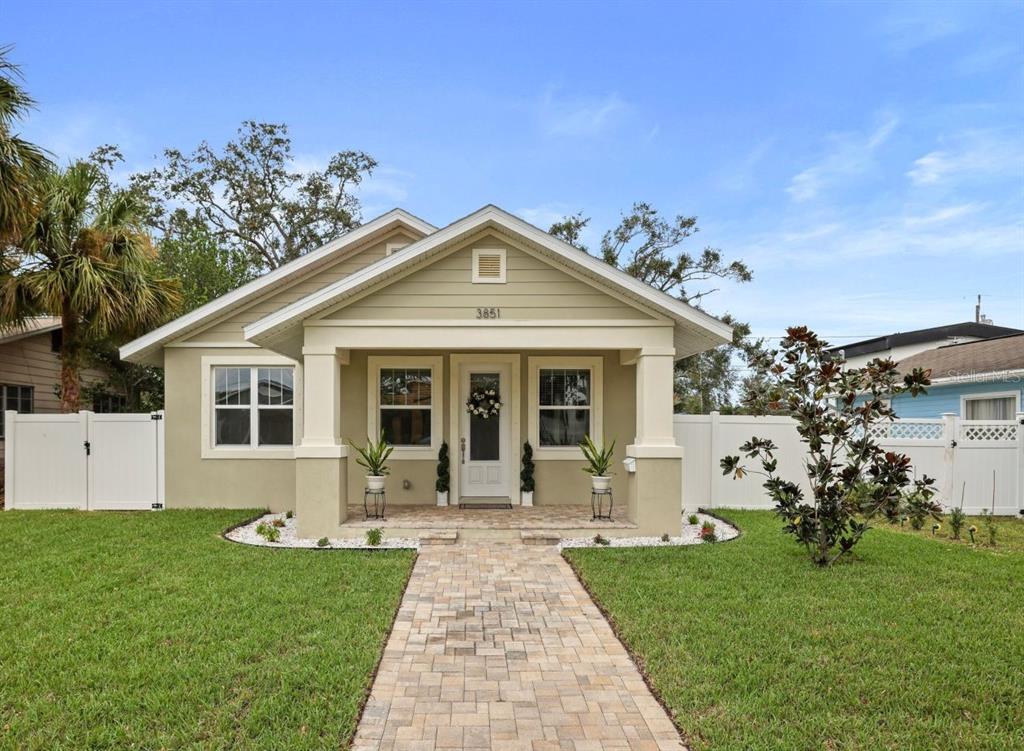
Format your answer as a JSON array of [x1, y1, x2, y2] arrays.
[[352, 542, 686, 751]]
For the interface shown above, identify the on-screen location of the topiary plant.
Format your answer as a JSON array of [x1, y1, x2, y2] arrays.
[[520, 442, 535, 492], [435, 442, 450, 493], [721, 326, 941, 567]]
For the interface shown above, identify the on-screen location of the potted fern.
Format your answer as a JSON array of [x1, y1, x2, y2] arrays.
[[351, 431, 393, 491], [436, 442, 450, 506], [580, 435, 615, 492], [520, 442, 535, 506]]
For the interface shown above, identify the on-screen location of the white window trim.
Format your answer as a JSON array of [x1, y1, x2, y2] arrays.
[[385, 242, 409, 256], [471, 247, 507, 284], [201, 355, 301, 459], [961, 390, 1020, 420], [367, 355, 443, 459], [527, 356, 603, 460]]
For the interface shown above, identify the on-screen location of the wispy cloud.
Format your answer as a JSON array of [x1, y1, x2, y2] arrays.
[[716, 138, 775, 193], [786, 114, 899, 202], [906, 130, 1024, 186], [538, 88, 629, 137], [955, 43, 1020, 76], [878, 4, 963, 53]]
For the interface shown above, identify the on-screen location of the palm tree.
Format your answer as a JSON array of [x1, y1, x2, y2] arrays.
[[0, 45, 50, 246], [1, 161, 181, 411]]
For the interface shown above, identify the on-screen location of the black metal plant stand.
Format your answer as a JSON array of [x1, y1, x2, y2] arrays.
[[364, 488, 386, 520], [591, 488, 613, 521]]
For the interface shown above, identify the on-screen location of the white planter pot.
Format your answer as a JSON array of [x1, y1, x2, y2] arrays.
[[520, 490, 533, 507], [366, 475, 386, 492], [591, 475, 611, 492], [436, 490, 449, 507]]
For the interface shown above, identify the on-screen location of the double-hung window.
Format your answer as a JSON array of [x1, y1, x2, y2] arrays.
[[378, 368, 432, 446], [528, 356, 603, 457], [213, 366, 294, 447], [0, 384, 33, 439], [538, 368, 592, 446], [368, 356, 442, 456]]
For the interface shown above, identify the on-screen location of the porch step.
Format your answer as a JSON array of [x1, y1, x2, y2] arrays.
[[520, 530, 561, 546], [418, 530, 459, 545]]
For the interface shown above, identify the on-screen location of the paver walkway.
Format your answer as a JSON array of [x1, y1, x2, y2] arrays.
[[352, 542, 686, 751]]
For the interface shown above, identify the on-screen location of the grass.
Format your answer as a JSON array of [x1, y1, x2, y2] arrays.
[[565, 510, 1024, 751], [0, 509, 414, 750], [887, 513, 1024, 553]]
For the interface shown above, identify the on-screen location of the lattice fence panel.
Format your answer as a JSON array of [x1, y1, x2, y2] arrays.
[[865, 421, 944, 441], [960, 422, 1019, 443]]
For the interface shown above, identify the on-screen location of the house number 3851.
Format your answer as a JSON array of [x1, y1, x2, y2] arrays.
[[476, 307, 501, 319]]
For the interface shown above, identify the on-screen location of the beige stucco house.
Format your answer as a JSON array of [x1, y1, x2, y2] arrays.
[[121, 205, 731, 538]]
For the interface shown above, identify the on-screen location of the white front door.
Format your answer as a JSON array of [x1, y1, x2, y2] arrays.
[[459, 363, 512, 499]]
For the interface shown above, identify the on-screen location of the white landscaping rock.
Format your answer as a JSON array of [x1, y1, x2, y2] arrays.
[[559, 512, 739, 550], [225, 512, 419, 550]]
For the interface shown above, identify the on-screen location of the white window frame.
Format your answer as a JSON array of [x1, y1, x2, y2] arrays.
[[385, 242, 409, 256], [368, 355, 443, 459], [961, 390, 1020, 421], [201, 355, 301, 459], [527, 356, 603, 460], [471, 247, 507, 284]]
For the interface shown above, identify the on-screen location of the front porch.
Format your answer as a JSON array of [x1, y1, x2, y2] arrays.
[[338, 504, 637, 541]]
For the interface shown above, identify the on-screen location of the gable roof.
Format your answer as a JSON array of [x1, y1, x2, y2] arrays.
[[120, 209, 436, 364], [0, 316, 62, 345], [243, 205, 733, 358], [826, 321, 1023, 358], [897, 333, 1024, 383]]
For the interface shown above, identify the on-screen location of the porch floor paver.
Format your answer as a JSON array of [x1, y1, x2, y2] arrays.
[[342, 505, 636, 530], [351, 542, 686, 751]]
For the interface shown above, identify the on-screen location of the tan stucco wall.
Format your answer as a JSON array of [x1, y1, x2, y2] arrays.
[[164, 346, 638, 513], [163, 347, 295, 510], [341, 349, 634, 507]]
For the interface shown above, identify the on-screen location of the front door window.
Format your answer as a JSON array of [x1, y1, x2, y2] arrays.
[[469, 373, 500, 461]]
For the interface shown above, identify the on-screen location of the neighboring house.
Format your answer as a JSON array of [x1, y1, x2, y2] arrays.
[[120, 205, 731, 538], [0, 317, 116, 483], [828, 321, 1023, 370], [886, 333, 1024, 419]]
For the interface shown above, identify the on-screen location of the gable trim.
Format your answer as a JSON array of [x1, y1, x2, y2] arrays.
[[119, 209, 436, 364], [245, 206, 731, 349]]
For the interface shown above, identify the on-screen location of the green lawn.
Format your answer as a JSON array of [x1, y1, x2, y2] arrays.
[[565, 510, 1024, 751], [0, 510, 414, 751]]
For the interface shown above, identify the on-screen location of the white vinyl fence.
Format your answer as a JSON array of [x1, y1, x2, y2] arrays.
[[676, 411, 1024, 516], [4, 411, 164, 511]]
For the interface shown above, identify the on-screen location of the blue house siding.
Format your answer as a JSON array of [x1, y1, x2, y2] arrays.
[[889, 380, 1023, 418]]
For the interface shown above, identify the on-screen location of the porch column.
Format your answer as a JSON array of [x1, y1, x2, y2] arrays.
[[295, 346, 348, 538], [626, 347, 684, 536]]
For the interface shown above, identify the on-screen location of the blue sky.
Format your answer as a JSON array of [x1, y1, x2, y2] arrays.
[[8, 0, 1024, 344]]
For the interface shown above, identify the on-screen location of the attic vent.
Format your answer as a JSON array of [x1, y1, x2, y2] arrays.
[[472, 248, 506, 284], [385, 242, 408, 256]]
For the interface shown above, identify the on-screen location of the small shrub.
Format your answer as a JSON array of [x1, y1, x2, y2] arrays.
[[436, 442, 450, 493], [661, 533, 671, 542], [687, 514, 699, 525], [981, 510, 997, 547], [948, 506, 966, 540], [700, 521, 717, 543], [256, 521, 280, 542], [520, 442, 535, 493], [593, 533, 610, 546], [366, 528, 383, 546], [316, 537, 329, 548], [272, 518, 285, 528], [905, 487, 942, 531], [285, 510, 294, 519]]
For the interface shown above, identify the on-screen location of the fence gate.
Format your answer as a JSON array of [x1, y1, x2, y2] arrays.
[[5, 410, 164, 511]]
